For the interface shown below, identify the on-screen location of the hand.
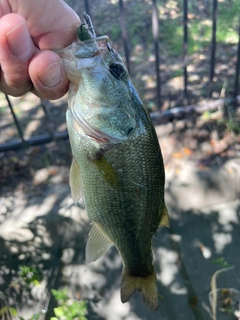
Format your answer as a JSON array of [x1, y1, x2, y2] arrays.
[[0, 0, 80, 99]]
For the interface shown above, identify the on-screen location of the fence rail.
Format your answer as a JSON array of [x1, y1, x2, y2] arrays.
[[0, 0, 239, 152]]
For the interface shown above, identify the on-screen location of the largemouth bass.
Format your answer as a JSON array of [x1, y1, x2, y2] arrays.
[[58, 13, 169, 311]]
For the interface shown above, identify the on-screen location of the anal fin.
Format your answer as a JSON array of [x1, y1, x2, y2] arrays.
[[86, 223, 112, 263], [159, 203, 170, 228]]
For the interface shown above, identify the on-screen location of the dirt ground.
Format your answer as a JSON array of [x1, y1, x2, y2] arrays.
[[0, 100, 240, 319]]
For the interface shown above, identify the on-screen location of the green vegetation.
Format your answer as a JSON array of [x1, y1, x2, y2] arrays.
[[201, 107, 240, 135], [217, 0, 240, 44], [51, 289, 88, 320], [160, 19, 184, 56], [0, 305, 18, 318], [157, 0, 240, 57], [1, 265, 88, 320], [19, 265, 42, 287], [212, 257, 231, 268], [0, 288, 88, 320], [219, 117, 240, 134]]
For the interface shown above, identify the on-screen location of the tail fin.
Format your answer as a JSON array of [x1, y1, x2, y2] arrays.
[[121, 270, 158, 311]]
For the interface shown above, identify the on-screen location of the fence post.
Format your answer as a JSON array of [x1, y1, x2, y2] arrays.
[[119, 0, 131, 75], [5, 95, 25, 143], [234, 14, 240, 109], [183, 0, 188, 104], [152, 0, 161, 111], [84, 0, 91, 15], [208, 0, 218, 98]]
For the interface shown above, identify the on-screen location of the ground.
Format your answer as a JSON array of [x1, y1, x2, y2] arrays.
[[0, 97, 240, 319]]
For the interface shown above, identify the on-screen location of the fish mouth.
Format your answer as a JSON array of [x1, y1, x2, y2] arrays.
[[86, 132, 110, 143]]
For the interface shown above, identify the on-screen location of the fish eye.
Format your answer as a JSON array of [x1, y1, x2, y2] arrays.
[[109, 63, 127, 80]]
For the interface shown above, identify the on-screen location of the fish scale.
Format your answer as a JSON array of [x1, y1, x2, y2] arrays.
[[57, 13, 169, 311]]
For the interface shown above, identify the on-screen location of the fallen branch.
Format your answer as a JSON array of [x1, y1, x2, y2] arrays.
[[150, 96, 240, 125]]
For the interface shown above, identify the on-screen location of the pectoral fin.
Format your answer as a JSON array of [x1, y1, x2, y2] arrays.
[[159, 204, 170, 228], [69, 158, 82, 204], [86, 223, 113, 263], [92, 155, 119, 188]]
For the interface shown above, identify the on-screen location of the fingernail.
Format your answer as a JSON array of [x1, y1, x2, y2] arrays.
[[6, 21, 32, 61], [37, 62, 62, 88]]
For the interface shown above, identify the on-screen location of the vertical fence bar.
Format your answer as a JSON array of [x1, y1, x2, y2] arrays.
[[5, 94, 25, 142], [84, 0, 91, 15], [234, 15, 240, 108], [152, 0, 161, 110], [41, 100, 54, 137], [183, 0, 188, 104], [119, 0, 131, 75], [208, 0, 218, 98]]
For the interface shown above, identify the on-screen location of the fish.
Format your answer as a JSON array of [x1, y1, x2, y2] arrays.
[[58, 13, 169, 311]]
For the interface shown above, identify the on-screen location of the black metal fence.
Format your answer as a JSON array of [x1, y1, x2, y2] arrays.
[[0, 96, 68, 152], [0, 0, 240, 152]]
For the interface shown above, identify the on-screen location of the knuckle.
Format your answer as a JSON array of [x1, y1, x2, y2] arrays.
[[0, 71, 32, 96], [0, 80, 32, 97]]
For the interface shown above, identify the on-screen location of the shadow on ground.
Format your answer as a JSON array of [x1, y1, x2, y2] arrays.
[[0, 112, 240, 319]]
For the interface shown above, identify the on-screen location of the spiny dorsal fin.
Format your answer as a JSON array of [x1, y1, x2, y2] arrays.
[[69, 158, 82, 204], [159, 204, 170, 228], [86, 223, 112, 263]]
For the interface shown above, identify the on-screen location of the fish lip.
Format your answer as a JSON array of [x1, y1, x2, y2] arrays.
[[75, 36, 110, 59], [86, 132, 110, 143], [85, 130, 121, 144]]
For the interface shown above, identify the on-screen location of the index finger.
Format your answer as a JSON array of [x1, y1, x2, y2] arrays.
[[8, 0, 81, 49], [0, 14, 36, 96]]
